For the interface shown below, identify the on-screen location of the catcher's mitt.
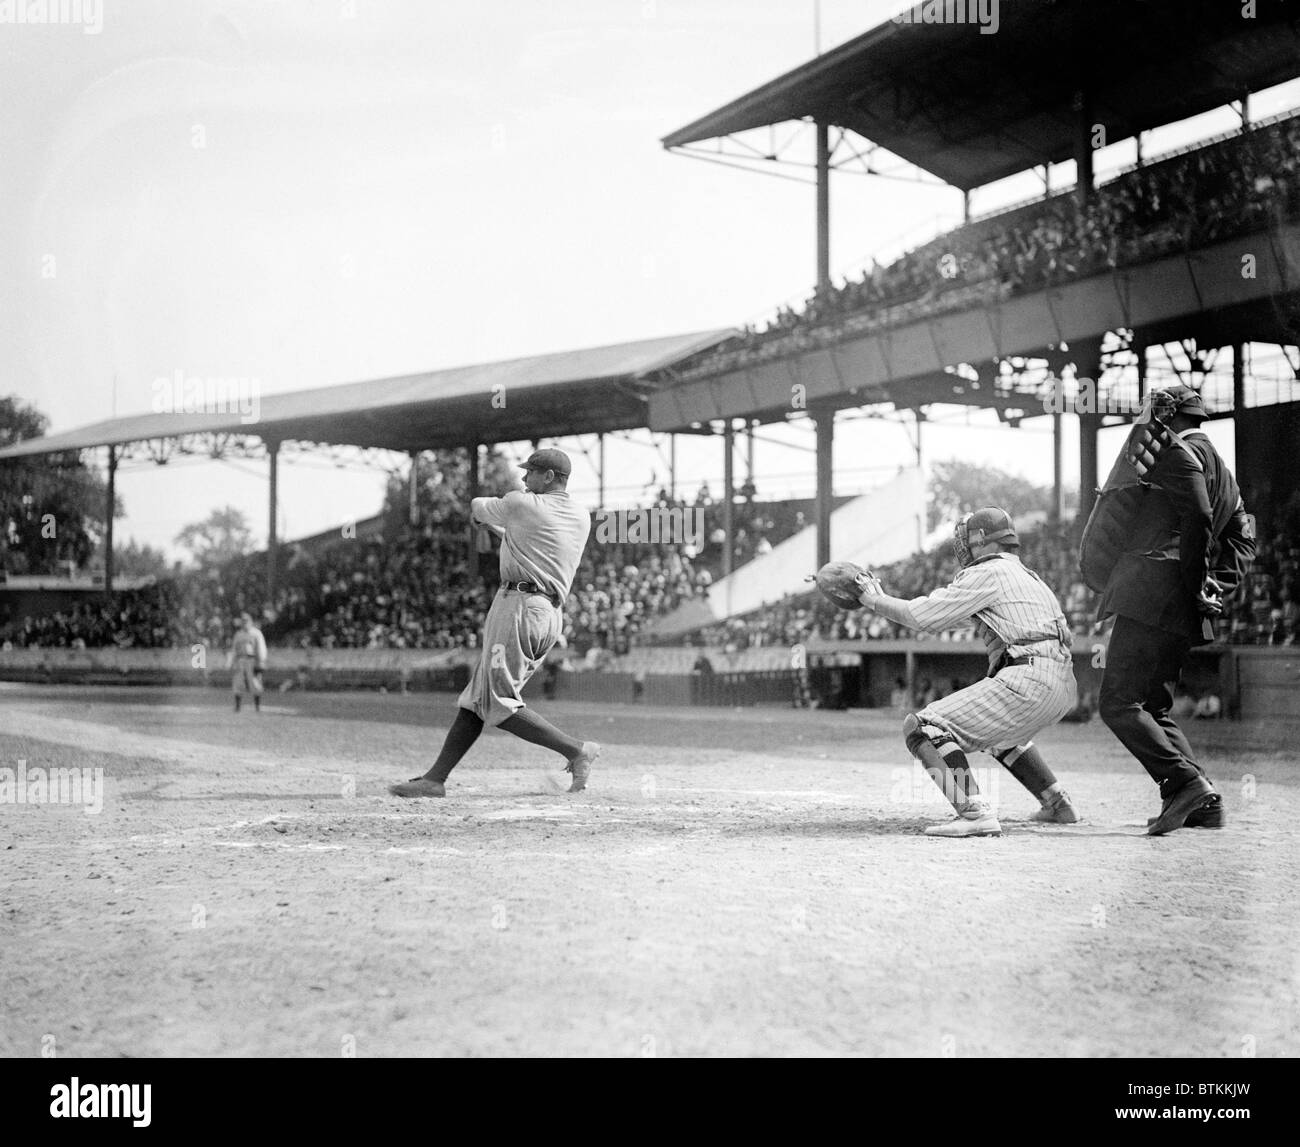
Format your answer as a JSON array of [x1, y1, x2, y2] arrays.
[[808, 561, 883, 610]]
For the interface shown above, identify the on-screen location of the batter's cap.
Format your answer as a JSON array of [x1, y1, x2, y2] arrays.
[[520, 447, 572, 477], [1156, 384, 1209, 420]]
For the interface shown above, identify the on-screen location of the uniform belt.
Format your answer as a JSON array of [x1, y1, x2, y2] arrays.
[[989, 653, 1036, 678], [501, 581, 560, 605]]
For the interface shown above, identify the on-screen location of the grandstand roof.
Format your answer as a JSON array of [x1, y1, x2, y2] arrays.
[[0, 330, 733, 459], [663, 0, 1300, 191]]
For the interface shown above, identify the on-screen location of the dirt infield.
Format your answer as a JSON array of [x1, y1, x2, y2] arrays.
[[1, 684, 1297, 1058]]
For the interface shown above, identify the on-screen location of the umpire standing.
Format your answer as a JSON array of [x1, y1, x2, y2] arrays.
[[1087, 386, 1255, 835]]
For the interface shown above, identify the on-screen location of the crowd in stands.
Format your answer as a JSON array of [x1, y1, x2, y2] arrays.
[[680, 110, 1300, 380], [688, 517, 1300, 653], [1227, 524, 1300, 646], [3, 499, 1296, 655]]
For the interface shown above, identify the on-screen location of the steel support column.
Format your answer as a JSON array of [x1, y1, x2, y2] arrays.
[[104, 445, 116, 595], [745, 420, 755, 498], [1052, 412, 1064, 527], [266, 440, 279, 608], [1234, 342, 1247, 468], [814, 407, 834, 569], [815, 120, 830, 292], [1075, 88, 1095, 207], [1076, 343, 1103, 523], [722, 422, 735, 579], [408, 451, 419, 527], [468, 444, 480, 501]]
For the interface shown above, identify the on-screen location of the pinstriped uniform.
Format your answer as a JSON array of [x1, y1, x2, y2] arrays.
[[908, 553, 1077, 753]]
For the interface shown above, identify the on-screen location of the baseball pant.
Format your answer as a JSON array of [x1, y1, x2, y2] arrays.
[[917, 657, 1076, 754], [232, 658, 263, 695], [1099, 614, 1204, 795], [458, 589, 561, 727]]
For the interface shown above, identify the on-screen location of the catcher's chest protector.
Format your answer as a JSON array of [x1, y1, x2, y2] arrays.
[[1078, 419, 1198, 593]]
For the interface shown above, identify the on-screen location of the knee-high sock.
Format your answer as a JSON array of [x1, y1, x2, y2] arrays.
[[499, 707, 584, 760], [997, 742, 1058, 800], [426, 707, 485, 782]]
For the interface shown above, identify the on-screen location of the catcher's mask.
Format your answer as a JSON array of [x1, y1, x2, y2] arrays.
[[954, 507, 1019, 569]]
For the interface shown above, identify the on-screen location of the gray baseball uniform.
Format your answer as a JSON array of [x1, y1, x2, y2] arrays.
[[459, 490, 591, 726], [229, 626, 267, 696]]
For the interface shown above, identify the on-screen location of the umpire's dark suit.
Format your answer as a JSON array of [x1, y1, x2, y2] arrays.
[[1097, 423, 1255, 801]]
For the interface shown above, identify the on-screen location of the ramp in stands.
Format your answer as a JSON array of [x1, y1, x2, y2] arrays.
[[646, 467, 925, 638]]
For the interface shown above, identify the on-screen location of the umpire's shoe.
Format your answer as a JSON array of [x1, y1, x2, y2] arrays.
[[1147, 790, 1224, 830], [1031, 789, 1079, 824], [388, 777, 446, 798], [1147, 777, 1215, 836], [565, 741, 600, 793], [925, 798, 1002, 838]]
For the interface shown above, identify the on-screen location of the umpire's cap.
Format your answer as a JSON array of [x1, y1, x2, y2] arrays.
[[1156, 384, 1209, 420], [521, 447, 571, 477]]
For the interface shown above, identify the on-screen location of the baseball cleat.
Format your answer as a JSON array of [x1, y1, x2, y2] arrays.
[[1031, 789, 1079, 824], [388, 777, 446, 798], [565, 741, 600, 793], [1147, 777, 1214, 835], [1147, 791, 1224, 829], [925, 802, 1002, 838]]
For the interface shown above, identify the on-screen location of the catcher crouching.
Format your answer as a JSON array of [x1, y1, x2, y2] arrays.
[[816, 508, 1079, 837]]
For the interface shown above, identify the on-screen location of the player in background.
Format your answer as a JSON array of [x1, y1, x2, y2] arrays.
[[1083, 386, 1255, 835], [228, 611, 267, 713], [857, 508, 1079, 837], [389, 448, 600, 798]]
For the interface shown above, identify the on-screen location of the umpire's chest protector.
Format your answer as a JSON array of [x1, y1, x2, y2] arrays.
[[1079, 419, 1187, 593]]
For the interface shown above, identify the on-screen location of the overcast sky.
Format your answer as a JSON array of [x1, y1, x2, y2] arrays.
[[3, 0, 1297, 561]]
